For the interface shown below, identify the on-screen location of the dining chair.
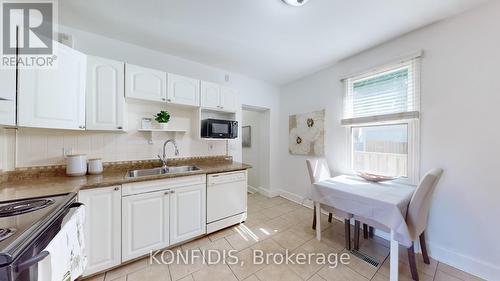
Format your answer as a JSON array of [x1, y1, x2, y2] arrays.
[[353, 168, 444, 281], [306, 158, 354, 249]]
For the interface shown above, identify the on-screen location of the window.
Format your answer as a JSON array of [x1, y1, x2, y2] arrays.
[[352, 124, 408, 177], [342, 55, 421, 183]]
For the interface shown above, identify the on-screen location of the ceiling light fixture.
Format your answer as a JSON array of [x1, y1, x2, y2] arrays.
[[282, 0, 310, 7]]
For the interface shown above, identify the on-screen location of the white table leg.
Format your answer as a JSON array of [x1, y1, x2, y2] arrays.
[[315, 201, 321, 240], [390, 230, 399, 281]]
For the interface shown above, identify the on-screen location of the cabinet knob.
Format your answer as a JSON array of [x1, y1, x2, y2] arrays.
[[79, 125, 85, 129], [167, 99, 172, 102], [117, 126, 123, 130], [170, 190, 175, 194], [162, 98, 166, 101], [164, 191, 169, 195], [114, 187, 120, 191]]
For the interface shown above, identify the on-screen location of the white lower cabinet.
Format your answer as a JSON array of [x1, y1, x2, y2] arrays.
[[122, 190, 170, 261], [170, 183, 206, 244], [81, 175, 209, 274], [79, 186, 122, 277], [121, 175, 206, 262]]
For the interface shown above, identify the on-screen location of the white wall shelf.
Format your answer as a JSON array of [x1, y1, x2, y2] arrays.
[[139, 129, 187, 144], [138, 129, 187, 132]]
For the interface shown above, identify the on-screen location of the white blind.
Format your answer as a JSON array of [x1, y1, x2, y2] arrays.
[[342, 58, 421, 125]]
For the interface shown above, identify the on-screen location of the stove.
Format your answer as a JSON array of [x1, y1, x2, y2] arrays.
[[0, 193, 79, 281], [0, 230, 15, 243], [0, 199, 54, 218]]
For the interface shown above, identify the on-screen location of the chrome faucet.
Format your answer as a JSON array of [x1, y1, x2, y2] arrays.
[[158, 139, 179, 167]]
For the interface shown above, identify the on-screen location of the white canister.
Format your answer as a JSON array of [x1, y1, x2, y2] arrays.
[[66, 154, 87, 176], [87, 158, 103, 175]]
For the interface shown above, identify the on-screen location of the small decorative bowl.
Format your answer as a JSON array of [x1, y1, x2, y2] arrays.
[[357, 172, 397, 182]]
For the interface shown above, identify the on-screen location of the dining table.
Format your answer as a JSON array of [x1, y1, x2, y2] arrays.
[[312, 175, 416, 281]]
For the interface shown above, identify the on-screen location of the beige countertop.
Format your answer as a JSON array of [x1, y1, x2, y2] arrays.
[[0, 159, 251, 202]]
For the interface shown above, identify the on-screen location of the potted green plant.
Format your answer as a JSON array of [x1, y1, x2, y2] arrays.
[[154, 110, 170, 129]]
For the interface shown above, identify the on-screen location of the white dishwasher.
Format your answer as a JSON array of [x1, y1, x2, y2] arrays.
[[206, 170, 248, 233]]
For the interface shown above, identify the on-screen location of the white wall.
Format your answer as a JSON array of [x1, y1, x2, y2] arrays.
[[279, 1, 500, 279], [0, 25, 281, 178], [242, 109, 270, 190]]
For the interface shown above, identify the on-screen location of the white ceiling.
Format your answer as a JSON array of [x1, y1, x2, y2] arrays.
[[59, 0, 487, 85]]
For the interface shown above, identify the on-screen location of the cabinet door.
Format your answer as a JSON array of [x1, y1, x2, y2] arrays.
[[79, 186, 122, 276], [122, 190, 170, 261], [170, 184, 206, 244], [18, 42, 86, 130], [220, 87, 238, 112], [167, 73, 200, 107], [200, 81, 220, 110], [86, 56, 125, 131], [0, 68, 16, 126], [125, 64, 167, 102]]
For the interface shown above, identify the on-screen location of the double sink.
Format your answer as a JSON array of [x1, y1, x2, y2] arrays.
[[127, 165, 200, 178]]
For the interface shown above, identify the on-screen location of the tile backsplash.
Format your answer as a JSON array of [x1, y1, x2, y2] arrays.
[[4, 102, 233, 169], [15, 128, 226, 168]]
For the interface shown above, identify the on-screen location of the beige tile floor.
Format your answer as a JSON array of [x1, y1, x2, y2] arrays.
[[82, 193, 484, 281]]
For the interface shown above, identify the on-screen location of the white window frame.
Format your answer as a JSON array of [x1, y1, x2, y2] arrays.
[[342, 53, 422, 185], [346, 119, 420, 185]]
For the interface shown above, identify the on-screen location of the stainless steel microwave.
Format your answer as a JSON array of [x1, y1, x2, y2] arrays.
[[201, 119, 238, 139]]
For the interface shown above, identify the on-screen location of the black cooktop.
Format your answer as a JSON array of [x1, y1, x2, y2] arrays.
[[0, 199, 55, 218], [0, 194, 75, 265]]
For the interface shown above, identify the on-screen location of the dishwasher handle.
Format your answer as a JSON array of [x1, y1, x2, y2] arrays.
[[208, 172, 246, 185]]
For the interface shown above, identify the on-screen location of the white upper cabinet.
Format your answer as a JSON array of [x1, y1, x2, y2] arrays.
[[0, 68, 16, 126], [125, 64, 167, 102], [86, 56, 126, 131], [220, 87, 238, 112], [200, 81, 238, 112], [167, 73, 200, 107], [18, 42, 86, 130], [79, 186, 122, 277], [200, 81, 221, 110], [169, 183, 206, 244]]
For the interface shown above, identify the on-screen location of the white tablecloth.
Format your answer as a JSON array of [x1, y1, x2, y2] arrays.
[[312, 175, 416, 247]]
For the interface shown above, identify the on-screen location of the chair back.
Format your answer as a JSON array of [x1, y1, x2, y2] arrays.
[[306, 158, 332, 184], [406, 168, 443, 238]]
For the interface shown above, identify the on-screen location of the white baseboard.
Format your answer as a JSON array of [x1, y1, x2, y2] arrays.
[[427, 241, 499, 280], [274, 188, 495, 280], [247, 185, 258, 194], [279, 189, 311, 207], [278, 189, 341, 218], [250, 185, 280, 198]]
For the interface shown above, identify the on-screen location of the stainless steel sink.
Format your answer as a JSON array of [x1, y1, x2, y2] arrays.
[[165, 165, 200, 174], [127, 166, 200, 178]]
